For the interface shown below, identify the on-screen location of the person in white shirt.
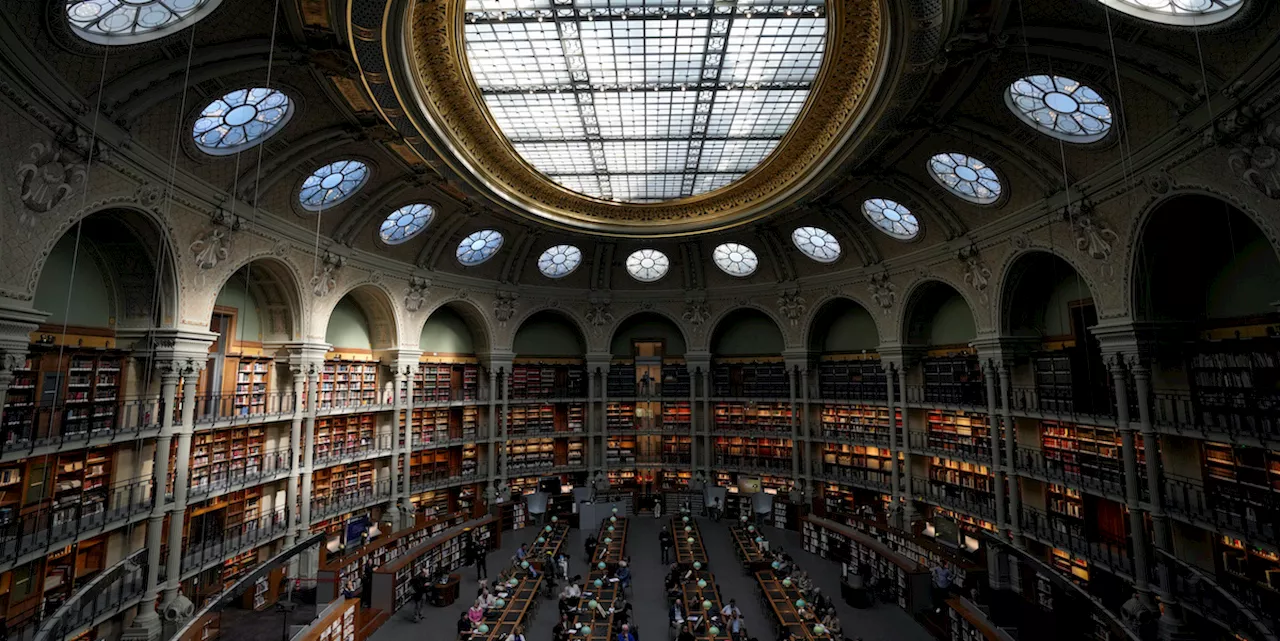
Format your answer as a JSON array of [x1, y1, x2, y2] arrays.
[[720, 599, 741, 619]]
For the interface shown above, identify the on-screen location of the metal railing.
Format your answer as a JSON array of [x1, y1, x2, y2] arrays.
[[820, 466, 892, 491], [605, 381, 692, 399], [189, 447, 293, 500], [31, 548, 147, 641], [1163, 476, 1278, 547], [1156, 548, 1279, 641], [817, 427, 892, 446], [314, 433, 395, 467], [0, 477, 153, 569], [1, 396, 163, 459], [1012, 445, 1127, 498], [409, 470, 481, 493], [713, 456, 792, 474], [903, 383, 986, 408], [921, 485, 997, 520], [1019, 506, 1133, 576], [311, 479, 394, 520], [1151, 390, 1280, 442], [909, 429, 991, 463], [177, 507, 289, 577], [192, 391, 297, 426]]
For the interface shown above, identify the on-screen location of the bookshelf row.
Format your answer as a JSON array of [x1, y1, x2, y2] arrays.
[[191, 426, 267, 491], [506, 437, 584, 472], [817, 359, 887, 400], [820, 404, 894, 443], [508, 403, 584, 436], [415, 362, 480, 402], [3, 348, 125, 438], [712, 362, 788, 398], [713, 401, 792, 433], [318, 361, 380, 408], [510, 363, 586, 399], [404, 406, 480, 445]]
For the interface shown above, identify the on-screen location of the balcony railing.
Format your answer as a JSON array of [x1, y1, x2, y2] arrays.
[[903, 384, 986, 409], [1013, 446, 1127, 499], [818, 427, 892, 446], [1019, 506, 1133, 576], [0, 477, 153, 569], [311, 479, 394, 520], [1151, 391, 1280, 442], [909, 430, 991, 463], [922, 485, 997, 521], [188, 447, 292, 501], [712, 456, 792, 474], [192, 391, 297, 426], [1163, 476, 1279, 547], [177, 507, 289, 577], [314, 433, 395, 467], [820, 466, 893, 492], [31, 548, 147, 641], [1156, 548, 1279, 641], [409, 470, 481, 494], [1, 396, 162, 459], [605, 381, 692, 399]]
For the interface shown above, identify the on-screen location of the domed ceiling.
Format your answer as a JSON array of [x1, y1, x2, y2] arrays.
[[401, 0, 885, 236]]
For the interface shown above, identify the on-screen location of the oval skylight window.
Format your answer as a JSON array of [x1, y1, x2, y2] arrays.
[[1094, 0, 1242, 25], [462, 0, 826, 203], [66, 0, 223, 45], [299, 160, 369, 211], [626, 249, 670, 283], [713, 243, 759, 277], [792, 227, 841, 263], [1006, 75, 1113, 143], [862, 198, 919, 240], [193, 88, 292, 155], [457, 229, 504, 266], [379, 203, 434, 245], [538, 244, 583, 279], [928, 153, 1002, 204]]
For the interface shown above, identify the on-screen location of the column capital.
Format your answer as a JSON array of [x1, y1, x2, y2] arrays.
[[126, 328, 218, 376], [379, 349, 423, 375], [780, 349, 812, 372], [969, 335, 1039, 367], [878, 343, 925, 370], [1090, 320, 1192, 366], [0, 301, 46, 365], [684, 351, 712, 373], [279, 341, 330, 373], [585, 352, 613, 373], [478, 349, 515, 371]]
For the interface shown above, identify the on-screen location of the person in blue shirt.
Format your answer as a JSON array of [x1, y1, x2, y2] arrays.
[[515, 543, 528, 562], [616, 623, 637, 641], [615, 560, 631, 589]]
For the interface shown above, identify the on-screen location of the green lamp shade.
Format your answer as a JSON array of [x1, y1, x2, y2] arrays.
[[608, 525, 615, 532], [771, 561, 780, 569], [599, 561, 607, 569], [495, 598, 505, 608], [685, 526, 692, 532], [747, 525, 755, 532], [604, 537, 612, 544], [709, 627, 720, 636], [580, 626, 591, 635], [687, 537, 694, 544], [521, 561, 530, 569], [814, 624, 827, 635], [610, 516, 617, 522], [782, 578, 792, 587], [546, 525, 553, 532], [594, 579, 603, 588], [683, 516, 689, 523], [588, 599, 598, 609], [478, 625, 490, 634], [552, 515, 558, 522], [509, 578, 519, 586], [693, 561, 702, 570], [701, 600, 712, 611], [795, 599, 806, 608], [740, 515, 748, 522], [538, 537, 546, 543], [697, 579, 707, 589], [612, 507, 618, 513]]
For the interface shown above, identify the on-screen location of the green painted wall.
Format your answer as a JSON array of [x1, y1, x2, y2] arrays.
[[610, 316, 686, 356], [325, 296, 372, 350], [929, 294, 976, 345], [420, 307, 475, 354], [215, 277, 262, 341], [1207, 236, 1280, 319], [514, 314, 584, 357], [34, 234, 111, 328], [712, 311, 783, 356], [817, 304, 878, 352]]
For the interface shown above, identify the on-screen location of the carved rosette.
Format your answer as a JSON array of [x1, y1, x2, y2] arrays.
[[15, 141, 87, 215]]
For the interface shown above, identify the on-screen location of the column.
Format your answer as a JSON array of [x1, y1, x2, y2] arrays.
[[998, 362, 1022, 545], [688, 365, 697, 478], [586, 364, 598, 477], [801, 367, 813, 482], [789, 365, 800, 480], [1111, 356, 1155, 609], [897, 367, 918, 524], [400, 365, 415, 518], [487, 366, 498, 482], [983, 359, 1007, 532], [886, 363, 900, 516], [131, 365, 179, 635], [300, 365, 319, 532], [287, 369, 304, 543], [162, 365, 199, 605], [386, 367, 406, 527], [497, 364, 510, 485]]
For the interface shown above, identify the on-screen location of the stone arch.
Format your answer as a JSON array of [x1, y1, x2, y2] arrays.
[[510, 308, 589, 357], [607, 310, 691, 357], [1127, 191, 1280, 324], [898, 278, 979, 347], [708, 306, 786, 356], [207, 255, 308, 342], [997, 249, 1099, 339], [801, 293, 885, 351], [994, 247, 1104, 337], [805, 296, 883, 354], [30, 204, 181, 330], [417, 298, 494, 355], [319, 281, 401, 350]]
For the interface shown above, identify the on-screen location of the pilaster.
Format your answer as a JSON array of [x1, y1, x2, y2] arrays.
[[880, 344, 923, 528], [971, 335, 1036, 544], [381, 350, 421, 530]]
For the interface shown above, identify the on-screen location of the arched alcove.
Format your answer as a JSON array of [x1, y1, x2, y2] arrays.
[[903, 281, 976, 347], [610, 312, 687, 357], [34, 209, 178, 330], [212, 258, 303, 344], [808, 298, 879, 354], [513, 310, 586, 358], [324, 284, 398, 351], [710, 308, 784, 357], [1135, 195, 1280, 324], [420, 305, 478, 356], [1002, 252, 1096, 339]]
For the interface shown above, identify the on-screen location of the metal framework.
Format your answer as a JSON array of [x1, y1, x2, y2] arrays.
[[463, 0, 827, 203]]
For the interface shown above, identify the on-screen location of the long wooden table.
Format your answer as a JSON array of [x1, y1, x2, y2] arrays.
[[756, 570, 833, 641], [678, 572, 733, 640], [728, 524, 770, 572], [593, 516, 629, 565], [574, 515, 631, 640], [474, 569, 543, 641], [671, 516, 709, 568], [529, 522, 570, 571]]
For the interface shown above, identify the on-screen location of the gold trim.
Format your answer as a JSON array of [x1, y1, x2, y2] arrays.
[[404, 0, 884, 233]]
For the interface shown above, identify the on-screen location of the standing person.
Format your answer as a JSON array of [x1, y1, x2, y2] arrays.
[[659, 526, 673, 564], [711, 497, 722, 522], [585, 533, 598, 562], [931, 563, 952, 613], [729, 612, 746, 641], [468, 537, 488, 580], [556, 552, 570, 579], [411, 568, 430, 622]]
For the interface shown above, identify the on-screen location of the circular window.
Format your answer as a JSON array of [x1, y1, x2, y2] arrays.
[[457, 229, 504, 266], [791, 227, 841, 264], [379, 204, 434, 245], [1094, 0, 1242, 26], [862, 198, 920, 240], [626, 249, 670, 283], [928, 153, 1003, 204], [66, 0, 224, 45], [537, 245, 583, 279], [713, 243, 759, 277], [192, 88, 292, 155], [298, 160, 369, 211], [1006, 75, 1113, 143]]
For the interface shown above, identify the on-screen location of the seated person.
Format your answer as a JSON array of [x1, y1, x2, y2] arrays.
[[615, 561, 632, 588], [552, 613, 574, 641], [457, 612, 474, 640], [670, 598, 686, 625], [821, 612, 841, 636], [467, 600, 484, 626]]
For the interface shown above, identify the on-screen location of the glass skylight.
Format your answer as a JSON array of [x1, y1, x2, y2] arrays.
[[66, 0, 223, 45], [298, 160, 369, 211], [1095, 0, 1242, 25], [379, 204, 434, 245], [626, 249, 670, 282], [713, 242, 759, 277], [928, 153, 1002, 204], [791, 226, 840, 263], [862, 198, 919, 240], [462, 0, 826, 203], [457, 229, 504, 266], [1006, 75, 1113, 143], [193, 88, 292, 155], [537, 244, 583, 278]]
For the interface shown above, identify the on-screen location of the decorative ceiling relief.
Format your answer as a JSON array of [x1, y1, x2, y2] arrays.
[[1063, 201, 1118, 276], [404, 276, 431, 312], [585, 298, 614, 331], [1227, 117, 1280, 199], [777, 288, 807, 326], [682, 294, 711, 331], [493, 290, 519, 324], [957, 244, 992, 301], [310, 251, 346, 297], [868, 271, 896, 314], [16, 140, 87, 214]]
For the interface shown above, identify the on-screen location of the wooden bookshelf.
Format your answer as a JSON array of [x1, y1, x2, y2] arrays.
[[1189, 338, 1280, 436], [1203, 442, 1280, 532], [926, 457, 994, 515], [922, 355, 983, 406], [415, 362, 479, 403], [802, 516, 931, 613], [819, 483, 891, 522], [662, 401, 692, 431], [405, 406, 479, 446], [191, 426, 267, 491], [510, 363, 586, 400], [821, 442, 893, 488], [316, 415, 376, 461], [1039, 420, 1136, 492], [818, 359, 886, 400], [661, 364, 691, 397], [926, 410, 991, 461], [318, 512, 475, 603], [607, 402, 636, 431], [820, 404, 893, 443], [607, 434, 637, 467], [714, 436, 792, 472], [607, 364, 636, 397], [320, 361, 379, 408], [2, 356, 37, 441], [241, 566, 285, 611], [42, 447, 113, 528], [712, 362, 788, 398], [230, 356, 271, 416], [713, 401, 792, 433], [315, 462, 375, 501]]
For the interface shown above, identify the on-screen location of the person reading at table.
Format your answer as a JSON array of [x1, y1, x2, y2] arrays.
[[615, 560, 632, 589], [616, 623, 637, 641], [670, 598, 686, 626], [456, 612, 474, 640], [820, 612, 841, 637], [505, 625, 527, 641], [467, 600, 485, 626], [552, 614, 573, 641]]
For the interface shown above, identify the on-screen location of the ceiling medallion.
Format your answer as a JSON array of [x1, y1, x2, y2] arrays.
[[404, 0, 885, 236]]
